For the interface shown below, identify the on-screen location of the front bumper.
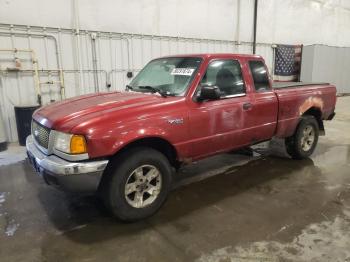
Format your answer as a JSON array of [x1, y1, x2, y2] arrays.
[[26, 135, 109, 193]]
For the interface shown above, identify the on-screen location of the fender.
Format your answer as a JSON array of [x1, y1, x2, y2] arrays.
[[111, 126, 174, 154], [275, 96, 324, 138], [298, 97, 324, 116], [86, 119, 191, 159]]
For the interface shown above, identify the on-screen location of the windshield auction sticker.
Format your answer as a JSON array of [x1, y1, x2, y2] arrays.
[[171, 68, 195, 76]]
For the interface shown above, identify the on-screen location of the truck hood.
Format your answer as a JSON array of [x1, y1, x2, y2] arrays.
[[33, 91, 180, 131]]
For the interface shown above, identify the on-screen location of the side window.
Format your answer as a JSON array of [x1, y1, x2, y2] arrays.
[[248, 60, 270, 91], [200, 60, 245, 97]]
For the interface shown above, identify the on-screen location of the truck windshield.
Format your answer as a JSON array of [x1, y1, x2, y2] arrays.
[[128, 57, 202, 96]]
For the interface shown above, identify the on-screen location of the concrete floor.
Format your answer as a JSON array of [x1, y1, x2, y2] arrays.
[[0, 97, 349, 262]]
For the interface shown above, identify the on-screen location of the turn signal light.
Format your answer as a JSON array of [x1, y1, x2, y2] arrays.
[[70, 135, 87, 154]]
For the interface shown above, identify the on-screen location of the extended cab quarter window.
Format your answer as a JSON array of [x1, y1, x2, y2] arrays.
[[249, 60, 270, 91], [201, 60, 245, 97]]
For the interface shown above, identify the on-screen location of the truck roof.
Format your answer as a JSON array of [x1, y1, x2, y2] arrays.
[[159, 53, 263, 60]]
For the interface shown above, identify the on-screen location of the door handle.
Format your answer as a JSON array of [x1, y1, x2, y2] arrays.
[[243, 102, 252, 110]]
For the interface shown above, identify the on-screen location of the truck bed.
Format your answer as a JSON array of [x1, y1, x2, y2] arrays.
[[272, 81, 329, 89]]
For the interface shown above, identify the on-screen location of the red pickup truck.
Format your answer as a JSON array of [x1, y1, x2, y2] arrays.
[[27, 54, 336, 221]]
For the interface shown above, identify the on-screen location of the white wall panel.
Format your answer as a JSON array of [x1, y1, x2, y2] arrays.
[[0, 0, 241, 41], [258, 0, 350, 47], [1, 0, 349, 45], [301, 44, 350, 94]]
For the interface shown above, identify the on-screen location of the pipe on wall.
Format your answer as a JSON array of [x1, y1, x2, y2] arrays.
[[90, 33, 99, 92], [236, 0, 241, 45], [73, 0, 84, 95], [0, 31, 65, 100], [0, 48, 42, 104], [0, 23, 275, 47], [253, 0, 258, 54]]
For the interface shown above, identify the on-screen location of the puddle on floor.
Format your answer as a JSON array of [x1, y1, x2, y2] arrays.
[[4, 219, 19, 237], [196, 215, 350, 262]]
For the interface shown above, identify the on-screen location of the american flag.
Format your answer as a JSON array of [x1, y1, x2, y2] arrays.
[[273, 44, 302, 81]]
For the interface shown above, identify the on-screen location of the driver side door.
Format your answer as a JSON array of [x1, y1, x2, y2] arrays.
[[188, 59, 254, 159]]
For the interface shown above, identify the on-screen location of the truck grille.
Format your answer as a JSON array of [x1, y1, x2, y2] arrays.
[[31, 120, 50, 149]]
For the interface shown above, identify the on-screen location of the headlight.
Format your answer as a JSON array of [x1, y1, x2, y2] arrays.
[[53, 131, 87, 154]]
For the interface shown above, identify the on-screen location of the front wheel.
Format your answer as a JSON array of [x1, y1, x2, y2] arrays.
[[100, 147, 172, 222], [285, 115, 319, 159]]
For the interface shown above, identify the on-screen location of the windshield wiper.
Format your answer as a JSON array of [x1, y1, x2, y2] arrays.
[[137, 86, 169, 97], [126, 85, 176, 97]]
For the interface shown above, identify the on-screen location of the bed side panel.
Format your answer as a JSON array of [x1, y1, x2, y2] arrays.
[[274, 84, 336, 138]]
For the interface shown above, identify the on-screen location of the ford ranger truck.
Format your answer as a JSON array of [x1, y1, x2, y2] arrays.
[[26, 54, 337, 221]]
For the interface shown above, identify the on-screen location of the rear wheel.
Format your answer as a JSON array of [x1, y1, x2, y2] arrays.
[[285, 115, 319, 159], [100, 147, 172, 221]]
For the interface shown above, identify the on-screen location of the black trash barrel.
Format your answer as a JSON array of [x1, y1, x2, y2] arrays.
[[15, 105, 40, 146]]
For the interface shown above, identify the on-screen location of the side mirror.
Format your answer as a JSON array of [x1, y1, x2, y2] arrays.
[[197, 85, 221, 101]]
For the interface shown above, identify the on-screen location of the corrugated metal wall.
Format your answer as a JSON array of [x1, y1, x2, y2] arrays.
[[0, 23, 273, 142]]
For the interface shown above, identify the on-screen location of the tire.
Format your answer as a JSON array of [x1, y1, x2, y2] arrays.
[[100, 147, 172, 222], [285, 115, 319, 159]]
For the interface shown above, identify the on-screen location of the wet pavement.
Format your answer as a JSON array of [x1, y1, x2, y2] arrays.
[[0, 97, 349, 262]]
